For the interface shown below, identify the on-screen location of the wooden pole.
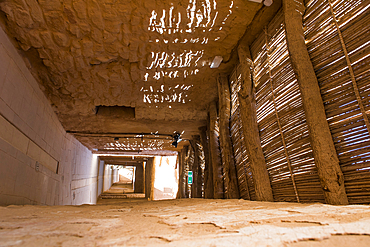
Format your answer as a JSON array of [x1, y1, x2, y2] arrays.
[[185, 145, 194, 198], [134, 162, 145, 193], [195, 135, 203, 198], [283, 0, 348, 205], [190, 136, 202, 198], [218, 76, 240, 199], [196, 135, 204, 198], [180, 146, 188, 198], [176, 151, 182, 199], [209, 102, 224, 199], [145, 158, 155, 200], [237, 44, 274, 202], [200, 126, 214, 198], [189, 140, 196, 198]]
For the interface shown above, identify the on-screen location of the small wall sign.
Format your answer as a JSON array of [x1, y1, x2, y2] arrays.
[[188, 171, 193, 184]]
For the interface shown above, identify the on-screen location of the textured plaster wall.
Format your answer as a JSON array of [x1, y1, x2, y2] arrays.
[[0, 0, 263, 145], [0, 24, 97, 206]]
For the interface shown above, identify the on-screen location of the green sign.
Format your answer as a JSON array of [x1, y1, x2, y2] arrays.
[[188, 171, 193, 184]]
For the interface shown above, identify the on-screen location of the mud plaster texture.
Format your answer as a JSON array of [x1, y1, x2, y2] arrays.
[[0, 0, 263, 148], [1, 199, 370, 246]]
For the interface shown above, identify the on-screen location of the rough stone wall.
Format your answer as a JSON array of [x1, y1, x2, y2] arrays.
[[0, 0, 262, 140], [0, 24, 98, 206]]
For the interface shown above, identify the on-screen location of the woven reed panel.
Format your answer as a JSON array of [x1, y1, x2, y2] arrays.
[[196, 141, 206, 198], [229, 66, 255, 200], [186, 145, 195, 198], [304, 0, 370, 203], [213, 117, 226, 196], [251, 10, 325, 203]]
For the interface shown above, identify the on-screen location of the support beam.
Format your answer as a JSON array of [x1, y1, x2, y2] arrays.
[[217, 76, 240, 199], [180, 146, 188, 198], [238, 0, 282, 46], [184, 145, 191, 198], [283, 0, 348, 205], [145, 158, 155, 200], [134, 162, 145, 193], [209, 102, 224, 199], [189, 140, 196, 198], [190, 136, 203, 198], [238, 45, 274, 202], [176, 151, 183, 198], [200, 126, 214, 199]]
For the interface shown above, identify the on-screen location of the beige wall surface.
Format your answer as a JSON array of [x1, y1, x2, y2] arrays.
[[0, 25, 98, 206]]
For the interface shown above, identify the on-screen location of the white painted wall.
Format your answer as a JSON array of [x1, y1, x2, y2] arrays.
[[113, 168, 119, 183], [97, 160, 104, 197], [0, 25, 98, 206], [103, 165, 113, 192]]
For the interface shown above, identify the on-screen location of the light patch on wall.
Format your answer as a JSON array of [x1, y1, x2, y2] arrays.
[[148, 0, 234, 35], [146, 50, 204, 70], [104, 138, 172, 151], [144, 0, 235, 83], [148, 0, 219, 34], [145, 50, 203, 81], [140, 84, 193, 106], [144, 69, 199, 81]]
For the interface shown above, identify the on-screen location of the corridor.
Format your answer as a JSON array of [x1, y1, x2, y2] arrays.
[[99, 182, 145, 200], [1, 0, 370, 246], [1, 199, 370, 246]]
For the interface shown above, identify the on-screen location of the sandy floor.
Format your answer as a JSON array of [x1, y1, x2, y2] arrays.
[[100, 183, 145, 200], [1, 199, 370, 246], [105, 183, 134, 194]]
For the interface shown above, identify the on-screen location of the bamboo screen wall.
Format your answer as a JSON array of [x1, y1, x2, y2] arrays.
[[303, 0, 370, 204], [217, 118, 230, 196], [197, 141, 206, 198], [185, 145, 194, 198], [251, 11, 325, 203], [229, 66, 255, 200], [229, 10, 326, 203], [181, 141, 206, 198]]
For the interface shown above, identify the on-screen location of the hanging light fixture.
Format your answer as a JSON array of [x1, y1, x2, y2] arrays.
[[171, 132, 182, 148]]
